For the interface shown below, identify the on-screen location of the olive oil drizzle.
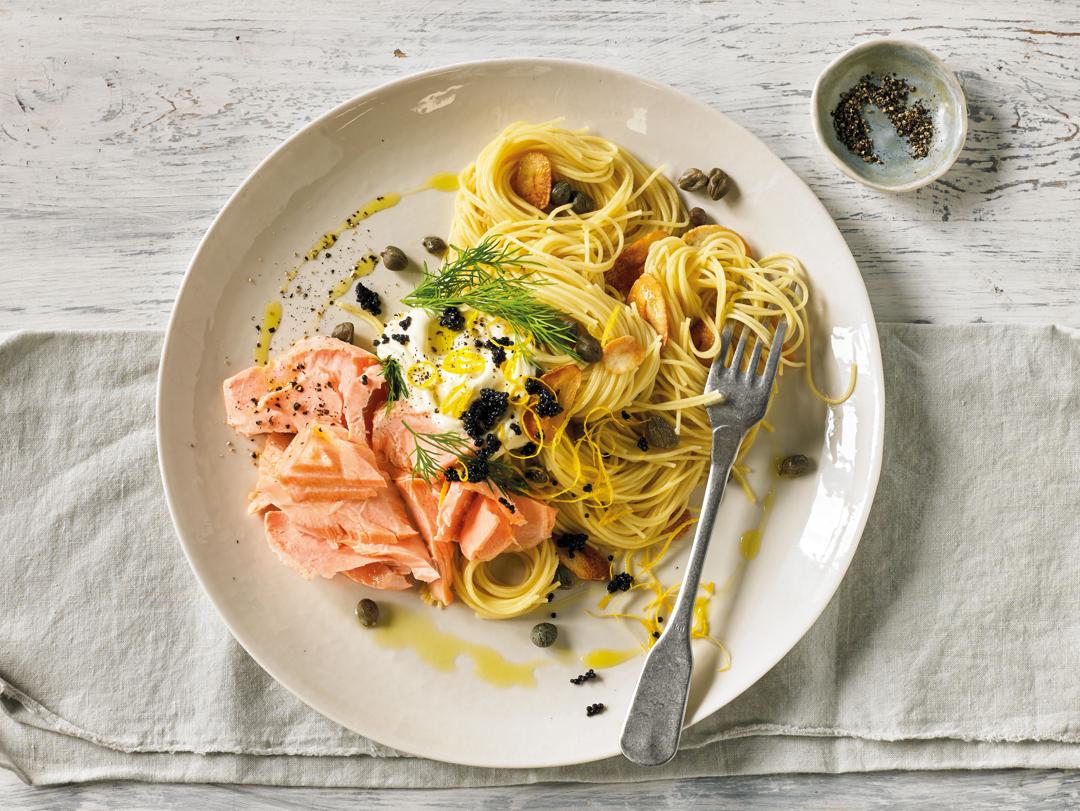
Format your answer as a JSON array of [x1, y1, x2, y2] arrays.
[[581, 647, 640, 670], [370, 602, 544, 688], [257, 170, 458, 362], [738, 486, 776, 561], [280, 193, 402, 294], [311, 255, 379, 331], [253, 300, 283, 366], [279, 172, 459, 295], [421, 172, 460, 193]]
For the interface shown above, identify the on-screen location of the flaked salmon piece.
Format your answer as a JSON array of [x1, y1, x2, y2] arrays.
[[457, 496, 518, 562], [224, 336, 383, 440], [264, 510, 383, 580], [347, 531, 440, 584], [507, 494, 558, 551], [457, 481, 526, 526], [427, 543, 456, 605], [265, 509, 437, 585], [280, 337, 384, 442], [372, 402, 459, 475], [281, 478, 417, 544], [342, 563, 411, 591], [435, 484, 478, 544], [454, 487, 556, 561], [248, 433, 292, 515], [262, 423, 386, 505], [395, 476, 456, 606], [279, 503, 402, 546]]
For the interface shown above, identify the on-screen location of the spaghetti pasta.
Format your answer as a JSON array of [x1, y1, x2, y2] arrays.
[[443, 120, 852, 619]]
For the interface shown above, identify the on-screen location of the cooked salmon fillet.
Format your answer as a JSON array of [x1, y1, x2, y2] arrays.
[[248, 433, 292, 514], [260, 423, 386, 505], [507, 494, 558, 551], [342, 563, 411, 591], [227, 335, 559, 601], [264, 510, 437, 585], [253, 424, 439, 583], [395, 476, 457, 605], [264, 510, 384, 580], [456, 496, 518, 562], [372, 402, 459, 475], [224, 336, 384, 440]]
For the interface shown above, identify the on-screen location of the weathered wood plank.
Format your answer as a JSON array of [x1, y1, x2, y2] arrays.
[[1, 1, 1078, 331], [2, 769, 1080, 809]]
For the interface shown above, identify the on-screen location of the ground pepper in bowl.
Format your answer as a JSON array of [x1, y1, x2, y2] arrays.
[[831, 73, 935, 164]]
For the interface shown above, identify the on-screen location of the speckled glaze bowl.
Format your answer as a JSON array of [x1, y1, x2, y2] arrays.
[[811, 39, 967, 192]]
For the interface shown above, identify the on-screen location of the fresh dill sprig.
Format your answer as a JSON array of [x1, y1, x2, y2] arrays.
[[403, 422, 473, 482], [380, 357, 409, 410], [403, 422, 527, 498], [401, 238, 580, 360], [483, 456, 528, 497]]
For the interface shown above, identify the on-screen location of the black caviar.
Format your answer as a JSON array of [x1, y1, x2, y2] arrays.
[[556, 532, 588, 558], [439, 306, 465, 331], [571, 668, 598, 685], [460, 388, 509, 441], [525, 377, 563, 418], [607, 572, 634, 593], [636, 436, 649, 452], [444, 456, 489, 484], [586, 703, 606, 717], [486, 339, 507, 366], [476, 433, 501, 457], [354, 282, 382, 316]]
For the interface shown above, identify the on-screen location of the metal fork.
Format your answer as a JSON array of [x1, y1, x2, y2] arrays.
[[620, 319, 788, 767]]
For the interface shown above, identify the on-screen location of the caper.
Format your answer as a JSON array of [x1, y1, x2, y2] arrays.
[[525, 466, 550, 484], [644, 415, 678, 449], [777, 454, 815, 478], [531, 622, 558, 648], [331, 321, 355, 344], [573, 324, 602, 364], [677, 167, 708, 191], [707, 168, 730, 201], [550, 180, 574, 208], [688, 206, 709, 227], [422, 236, 447, 255], [380, 245, 408, 271], [570, 191, 595, 215], [555, 564, 575, 590], [355, 598, 379, 627]]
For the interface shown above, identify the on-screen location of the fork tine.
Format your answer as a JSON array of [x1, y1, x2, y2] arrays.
[[730, 325, 750, 371], [705, 323, 734, 392], [719, 323, 733, 359], [761, 320, 788, 382], [747, 331, 766, 374]]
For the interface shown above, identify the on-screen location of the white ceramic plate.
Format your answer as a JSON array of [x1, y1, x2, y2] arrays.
[[157, 59, 884, 769]]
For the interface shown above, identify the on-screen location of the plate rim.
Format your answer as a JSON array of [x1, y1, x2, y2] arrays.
[[156, 56, 886, 769]]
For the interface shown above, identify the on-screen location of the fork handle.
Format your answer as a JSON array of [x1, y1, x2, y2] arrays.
[[619, 424, 745, 766]]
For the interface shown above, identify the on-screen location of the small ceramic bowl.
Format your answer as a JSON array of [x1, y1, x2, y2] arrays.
[[811, 39, 967, 192]]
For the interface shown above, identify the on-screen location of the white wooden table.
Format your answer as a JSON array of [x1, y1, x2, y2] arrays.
[[2, 0, 1078, 806]]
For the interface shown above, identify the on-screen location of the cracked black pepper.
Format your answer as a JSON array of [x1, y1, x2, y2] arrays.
[[831, 73, 935, 164]]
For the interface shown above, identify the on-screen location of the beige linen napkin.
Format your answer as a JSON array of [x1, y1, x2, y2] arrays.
[[1, 326, 1078, 786]]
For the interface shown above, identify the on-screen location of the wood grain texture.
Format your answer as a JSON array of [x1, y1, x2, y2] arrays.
[[1, 0, 1078, 331], [3, 770, 1080, 809], [2, 0, 1079, 805]]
